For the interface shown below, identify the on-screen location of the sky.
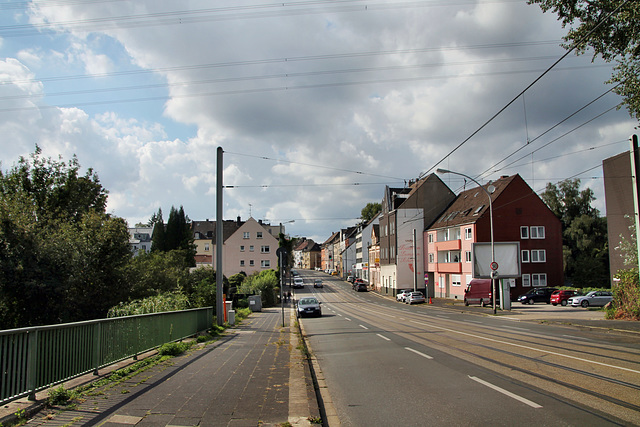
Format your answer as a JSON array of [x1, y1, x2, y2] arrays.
[[0, 0, 638, 243]]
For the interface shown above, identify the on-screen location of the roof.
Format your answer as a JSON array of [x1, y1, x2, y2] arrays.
[[191, 219, 241, 243], [431, 175, 517, 229]]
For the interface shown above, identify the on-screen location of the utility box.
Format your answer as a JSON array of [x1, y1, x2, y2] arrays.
[[248, 295, 262, 312], [228, 310, 236, 325]]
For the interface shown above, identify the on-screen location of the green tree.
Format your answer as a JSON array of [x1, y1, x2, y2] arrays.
[[528, 0, 640, 119], [0, 148, 130, 327], [151, 208, 166, 252], [238, 270, 278, 307], [541, 179, 609, 287], [361, 202, 382, 222]]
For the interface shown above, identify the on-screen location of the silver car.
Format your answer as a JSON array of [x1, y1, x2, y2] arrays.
[[568, 291, 613, 308], [297, 297, 322, 317], [406, 291, 426, 305]]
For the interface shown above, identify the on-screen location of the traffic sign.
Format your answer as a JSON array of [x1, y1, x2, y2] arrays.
[[490, 261, 499, 271]]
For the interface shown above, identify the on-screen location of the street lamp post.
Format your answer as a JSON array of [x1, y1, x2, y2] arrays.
[[436, 169, 497, 314], [278, 220, 295, 327]]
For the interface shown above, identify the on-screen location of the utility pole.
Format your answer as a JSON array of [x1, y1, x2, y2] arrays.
[[216, 147, 224, 326], [629, 135, 640, 274]]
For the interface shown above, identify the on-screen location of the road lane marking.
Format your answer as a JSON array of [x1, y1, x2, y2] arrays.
[[405, 347, 433, 360], [345, 317, 352, 321], [468, 376, 542, 408], [359, 325, 368, 330], [501, 325, 529, 331], [376, 334, 391, 341], [435, 315, 450, 319], [411, 320, 640, 374], [562, 335, 593, 341]]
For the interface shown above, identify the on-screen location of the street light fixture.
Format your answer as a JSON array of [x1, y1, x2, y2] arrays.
[[436, 169, 498, 314], [278, 220, 295, 327]]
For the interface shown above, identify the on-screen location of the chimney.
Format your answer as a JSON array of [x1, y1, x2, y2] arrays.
[[237, 216, 241, 225]]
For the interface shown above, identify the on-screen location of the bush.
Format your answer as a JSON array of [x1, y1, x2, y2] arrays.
[[158, 341, 191, 356], [607, 269, 640, 320], [48, 385, 75, 406]]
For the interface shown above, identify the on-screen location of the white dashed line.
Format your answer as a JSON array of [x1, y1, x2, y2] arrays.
[[468, 376, 542, 408], [404, 347, 433, 360]]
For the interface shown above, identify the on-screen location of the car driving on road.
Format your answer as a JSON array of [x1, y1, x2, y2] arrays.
[[297, 297, 322, 317], [313, 279, 323, 288]]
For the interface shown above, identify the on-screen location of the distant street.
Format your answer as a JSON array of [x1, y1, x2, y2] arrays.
[[294, 271, 640, 426]]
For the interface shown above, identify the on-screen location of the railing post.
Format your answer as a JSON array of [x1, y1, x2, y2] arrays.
[[26, 330, 39, 401], [93, 322, 101, 375]]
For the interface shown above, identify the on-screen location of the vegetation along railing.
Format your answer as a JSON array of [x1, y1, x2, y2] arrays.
[[0, 307, 213, 404]]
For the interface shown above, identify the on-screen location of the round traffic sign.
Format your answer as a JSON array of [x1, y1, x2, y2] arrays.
[[490, 261, 499, 271]]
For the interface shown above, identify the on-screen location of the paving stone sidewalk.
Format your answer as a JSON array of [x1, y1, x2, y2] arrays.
[[7, 308, 320, 427]]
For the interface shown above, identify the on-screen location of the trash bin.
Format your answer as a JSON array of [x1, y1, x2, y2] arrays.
[[228, 310, 236, 325], [248, 295, 262, 312]]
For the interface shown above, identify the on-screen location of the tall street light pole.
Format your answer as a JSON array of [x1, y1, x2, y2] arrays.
[[278, 220, 295, 327], [436, 169, 497, 314]]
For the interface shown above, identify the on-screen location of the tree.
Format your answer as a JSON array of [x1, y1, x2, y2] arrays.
[[528, 0, 640, 119], [361, 202, 381, 222], [0, 148, 130, 327], [541, 179, 609, 286], [151, 208, 166, 252], [151, 205, 195, 266]]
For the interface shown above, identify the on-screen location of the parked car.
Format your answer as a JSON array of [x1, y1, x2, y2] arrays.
[[406, 291, 426, 305], [517, 287, 557, 305], [313, 279, 323, 288], [463, 279, 495, 307], [347, 275, 355, 283], [293, 278, 304, 289], [396, 289, 413, 302], [331, 271, 339, 276], [297, 297, 322, 317], [550, 290, 579, 306], [568, 291, 613, 308]]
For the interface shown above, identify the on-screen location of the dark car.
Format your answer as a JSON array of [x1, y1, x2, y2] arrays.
[[517, 287, 558, 305], [355, 282, 368, 292], [313, 279, 323, 288], [550, 289, 579, 306]]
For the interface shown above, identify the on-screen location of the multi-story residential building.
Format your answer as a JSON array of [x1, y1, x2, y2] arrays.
[[338, 227, 357, 278], [223, 217, 279, 276], [426, 174, 563, 301], [293, 238, 321, 269], [128, 226, 154, 256], [321, 232, 340, 272], [368, 224, 380, 290], [354, 214, 380, 282], [378, 174, 456, 296]]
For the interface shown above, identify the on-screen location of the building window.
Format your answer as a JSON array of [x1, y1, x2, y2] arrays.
[[250, 245, 254, 252], [452, 275, 461, 287], [531, 226, 545, 239], [532, 273, 547, 286], [428, 233, 434, 243], [240, 260, 245, 267], [257, 231, 263, 239], [249, 260, 254, 266], [465, 251, 472, 262], [261, 245, 270, 253], [204, 243, 210, 251], [520, 226, 529, 239], [465, 227, 472, 240], [261, 260, 270, 268], [429, 253, 435, 263], [522, 274, 531, 287], [531, 249, 546, 262], [243, 232, 250, 239], [521, 250, 530, 263], [240, 245, 245, 252]]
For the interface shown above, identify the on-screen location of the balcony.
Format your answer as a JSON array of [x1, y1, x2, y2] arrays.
[[434, 239, 461, 251], [434, 262, 462, 273]]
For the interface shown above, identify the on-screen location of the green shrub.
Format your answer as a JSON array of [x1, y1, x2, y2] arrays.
[[158, 341, 191, 356], [608, 269, 640, 320], [236, 307, 251, 320], [48, 385, 75, 406]]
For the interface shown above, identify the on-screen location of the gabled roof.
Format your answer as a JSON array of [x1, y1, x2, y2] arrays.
[[192, 219, 241, 243], [322, 231, 340, 246], [431, 175, 517, 229]]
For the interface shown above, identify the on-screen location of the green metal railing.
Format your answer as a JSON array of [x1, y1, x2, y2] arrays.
[[0, 307, 213, 404]]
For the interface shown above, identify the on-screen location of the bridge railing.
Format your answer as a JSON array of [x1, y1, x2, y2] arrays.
[[0, 307, 213, 404]]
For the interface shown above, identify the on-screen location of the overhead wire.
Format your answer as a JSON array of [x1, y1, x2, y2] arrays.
[[418, 0, 631, 179]]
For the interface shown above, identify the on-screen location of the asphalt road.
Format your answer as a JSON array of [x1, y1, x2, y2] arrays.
[[293, 271, 640, 426]]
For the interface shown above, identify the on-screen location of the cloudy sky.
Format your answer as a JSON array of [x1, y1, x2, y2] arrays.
[[0, 0, 637, 243]]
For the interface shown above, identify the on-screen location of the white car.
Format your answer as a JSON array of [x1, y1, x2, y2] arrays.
[[396, 289, 413, 302], [406, 291, 426, 305], [293, 277, 304, 288], [567, 291, 613, 308]]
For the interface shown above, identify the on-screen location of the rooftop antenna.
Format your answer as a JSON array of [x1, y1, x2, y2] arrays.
[[249, 203, 252, 218]]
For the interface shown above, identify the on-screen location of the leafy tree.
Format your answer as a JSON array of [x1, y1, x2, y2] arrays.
[[150, 205, 195, 266], [125, 249, 192, 299], [361, 202, 382, 222], [541, 179, 609, 287], [528, 0, 640, 119], [0, 147, 130, 327], [238, 270, 278, 307]]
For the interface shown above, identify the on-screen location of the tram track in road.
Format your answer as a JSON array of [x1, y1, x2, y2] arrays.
[[301, 277, 640, 424]]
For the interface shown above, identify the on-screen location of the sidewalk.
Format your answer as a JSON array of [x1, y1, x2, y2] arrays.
[[1, 307, 320, 427]]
